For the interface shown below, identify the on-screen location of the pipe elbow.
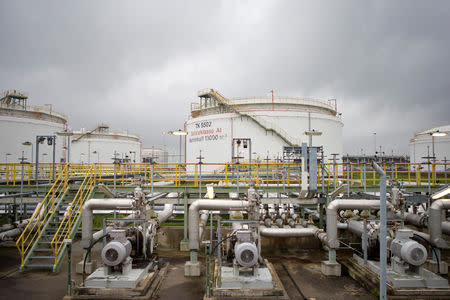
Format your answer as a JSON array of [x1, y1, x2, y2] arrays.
[[189, 200, 200, 213], [431, 199, 450, 211], [327, 200, 340, 212]]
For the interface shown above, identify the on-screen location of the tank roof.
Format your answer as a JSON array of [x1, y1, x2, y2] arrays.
[[415, 124, 450, 136]]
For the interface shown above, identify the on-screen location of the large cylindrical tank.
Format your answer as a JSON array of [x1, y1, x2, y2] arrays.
[[185, 89, 343, 168], [409, 125, 450, 168], [142, 147, 168, 163], [70, 124, 142, 163], [0, 91, 67, 163]]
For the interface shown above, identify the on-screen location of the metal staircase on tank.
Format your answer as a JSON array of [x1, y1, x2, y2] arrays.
[[198, 89, 300, 146], [16, 166, 95, 272]]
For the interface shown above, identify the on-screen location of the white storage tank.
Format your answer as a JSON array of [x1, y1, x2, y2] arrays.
[[409, 125, 450, 165], [142, 147, 168, 163], [185, 89, 343, 167], [70, 124, 142, 163], [0, 90, 68, 163]]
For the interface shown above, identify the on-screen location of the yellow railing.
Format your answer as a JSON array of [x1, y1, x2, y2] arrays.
[[15, 165, 69, 266], [85, 162, 450, 187], [51, 166, 95, 267], [2, 162, 450, 188]]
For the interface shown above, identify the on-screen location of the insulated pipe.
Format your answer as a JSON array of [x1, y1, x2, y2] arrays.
[[373, 161, 387, 300], [337, 222, 348, 230], [443, 221, 450, 235], [189, 199, 249, 251], [81, 198, 134, 249], [157, 203, 174, 224], [259, 226, 318, 237], [326, 199, 392, 248], [397, 211, 427, 227], [0, 227, 23, 241], [91, 211, 141, 241], [429, 199, 450, 248], [347, 219, 365, 236], [198, 211, 209, 240], [0, 203, 44, 241], [412, 230, 431, 243]]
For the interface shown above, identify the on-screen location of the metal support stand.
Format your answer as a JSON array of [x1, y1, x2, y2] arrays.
[[373, 161, 387, 300], [65, 239, 72, 296], [197, 151, 204, 198], [362, 219, 368, 265], [150, 163, 154, 194], [183, 192, 188, 242]]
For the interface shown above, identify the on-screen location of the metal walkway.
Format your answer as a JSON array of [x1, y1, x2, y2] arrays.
[[16, 166, 95, 271], [198, 89, 300, 146]]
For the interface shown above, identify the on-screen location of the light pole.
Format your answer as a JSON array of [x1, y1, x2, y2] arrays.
[[168, 129, 188, 164], [270, 90, 274, 111], [410, 138, 417, 165], [93, 151, 100, 163], [304, 129, 322, 147], [373, 132, 377, 156], [129, 151, 136, 163], [22, 141, 33, 163], [57, 130, 74, 163], [35, 135, 56, 185], [430, 130, 448, 163]]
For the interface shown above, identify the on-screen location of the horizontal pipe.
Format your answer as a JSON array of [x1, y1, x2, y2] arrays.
[[337, 222, 348, 230], [0, 227, 23, 241], [259, 226, 318, 237], [397, 211, 427, 227], [157, 203, 174, 224], [326, 199, 392, 249], [347, 219, 365, 237]]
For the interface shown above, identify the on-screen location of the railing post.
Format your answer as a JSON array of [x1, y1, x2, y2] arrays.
[[225, 164, 228, 187], [407, 164, 411, 186], [432, 163, 436, 185]]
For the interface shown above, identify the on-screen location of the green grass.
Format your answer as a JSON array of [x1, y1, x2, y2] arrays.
[[93, 213, 128, 229]]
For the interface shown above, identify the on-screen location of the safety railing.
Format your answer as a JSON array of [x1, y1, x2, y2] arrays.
[[15, 165, 69, 266], [51, 166, 95, 268], [90, 162, 449, 188], [245, 113, 301, 146], [1, 162, 449, 188]]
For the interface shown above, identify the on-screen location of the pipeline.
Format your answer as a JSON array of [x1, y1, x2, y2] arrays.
[[188, 199, 249, 251], [198, 211, 209, 240], [429, 199, 450, 248], [259, 226, 318, 237], [0, 202, 43, 242], [81, 198, 135, 249], [326, 199, 393, 248], [157, 203, 174, 224]]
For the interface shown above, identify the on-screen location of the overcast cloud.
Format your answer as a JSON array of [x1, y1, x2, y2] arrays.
[[1, 1, 449, 156]]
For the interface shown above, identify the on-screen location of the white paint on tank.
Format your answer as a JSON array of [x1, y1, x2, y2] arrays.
[[409, 125, 450, 168], [70, 134, 142, 163], [0, 115, 66, 163], [186, 96, 343, 170]]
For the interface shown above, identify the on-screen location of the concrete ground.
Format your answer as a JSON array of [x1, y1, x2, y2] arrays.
[[0, 241, 376, 300]]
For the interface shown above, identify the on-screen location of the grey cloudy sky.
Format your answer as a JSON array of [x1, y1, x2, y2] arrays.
[[1, 1, 449, 156]]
